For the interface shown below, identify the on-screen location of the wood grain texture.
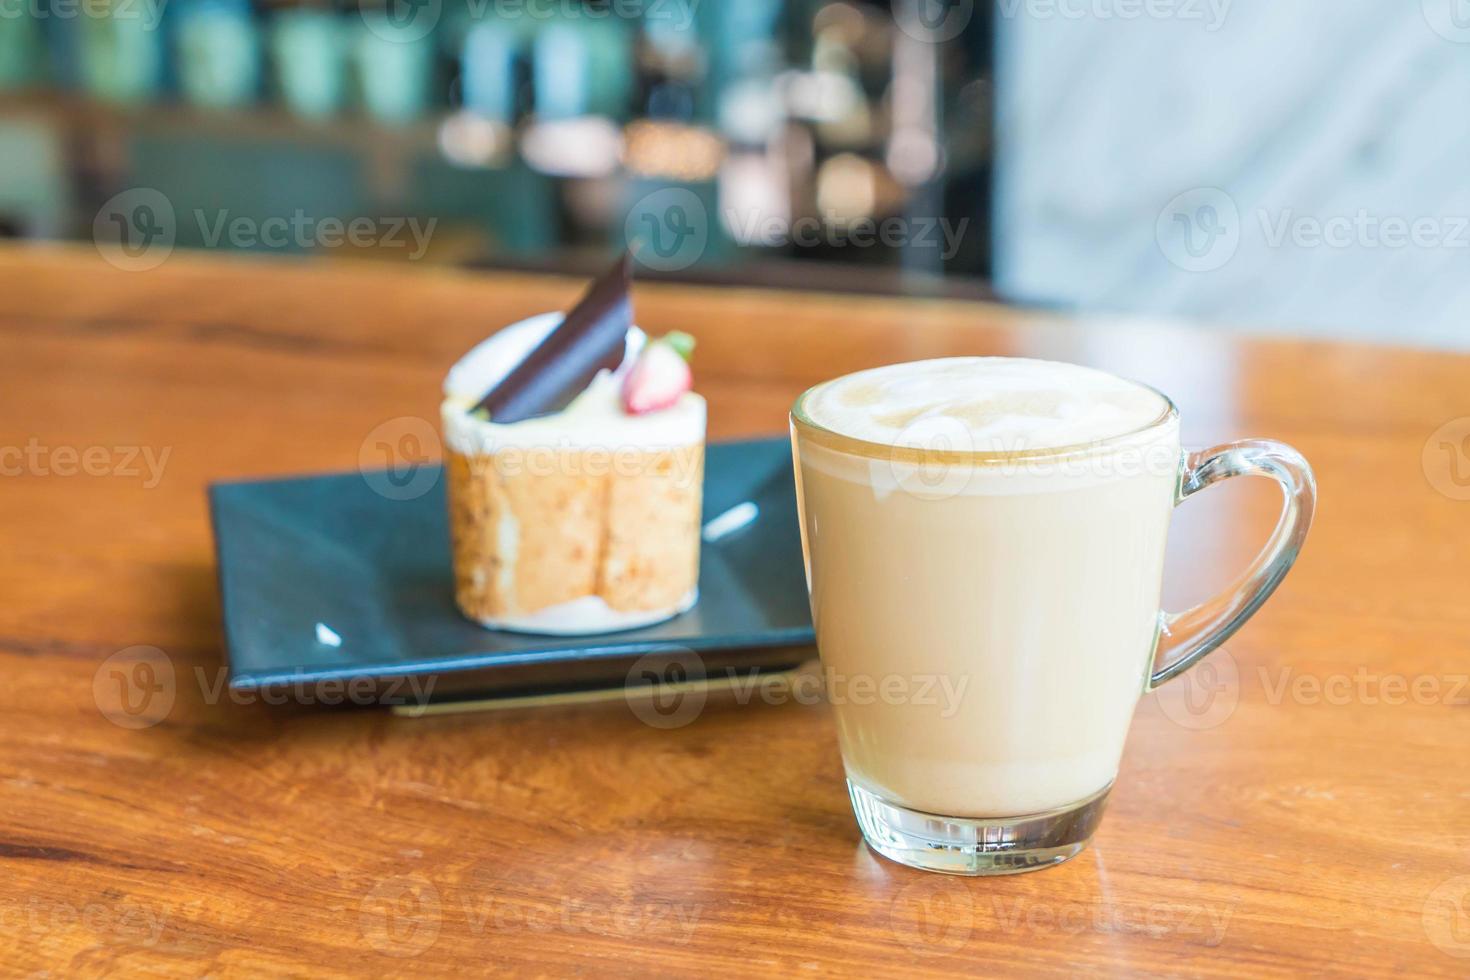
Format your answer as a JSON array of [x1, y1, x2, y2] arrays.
[[3, 243, 1469, 977]]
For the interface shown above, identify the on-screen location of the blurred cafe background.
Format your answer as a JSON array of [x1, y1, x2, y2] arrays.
[[0, 0, 1464, 347]]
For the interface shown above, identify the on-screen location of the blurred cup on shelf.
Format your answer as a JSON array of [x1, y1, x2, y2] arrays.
[[531, 20, 631, 122], [355, 14, 433, 124], [79, 4, 165, 104], [461, 21, 517, 123], [271, 10, 347, 119], [176, 4, 261, 109], [0, 8, 43, 90], [532, 24, 588, 121]]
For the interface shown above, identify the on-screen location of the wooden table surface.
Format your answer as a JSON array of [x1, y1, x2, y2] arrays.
[[4, 244, 1469, 977]]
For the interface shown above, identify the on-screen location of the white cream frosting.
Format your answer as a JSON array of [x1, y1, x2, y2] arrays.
[[444, 312, 706, 636], [442, 312, 705, 455], [802, 357, 1169, 453]]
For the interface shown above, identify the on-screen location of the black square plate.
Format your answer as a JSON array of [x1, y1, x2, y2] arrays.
[[209, 438, 815, 705]]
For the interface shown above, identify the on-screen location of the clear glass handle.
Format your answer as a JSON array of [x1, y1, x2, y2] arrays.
[[1148, 440, 1317, 691]]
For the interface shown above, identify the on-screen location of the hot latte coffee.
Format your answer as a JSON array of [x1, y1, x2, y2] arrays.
[[792, 356, 1314, 874], [795, 358, 1180, 818]]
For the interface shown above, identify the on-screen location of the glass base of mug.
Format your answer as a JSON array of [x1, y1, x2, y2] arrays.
[[848, 780, 1112, 876]]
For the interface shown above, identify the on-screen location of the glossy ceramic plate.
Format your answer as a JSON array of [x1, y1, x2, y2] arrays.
[[209, 438, 815, 705]]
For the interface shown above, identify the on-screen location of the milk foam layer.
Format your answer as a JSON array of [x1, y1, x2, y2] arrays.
[[801, 358, 1169, 453], [442, 312, 705, 454]]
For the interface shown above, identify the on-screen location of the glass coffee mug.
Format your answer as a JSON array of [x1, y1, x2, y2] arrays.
[[789, 358, 1315, 875]]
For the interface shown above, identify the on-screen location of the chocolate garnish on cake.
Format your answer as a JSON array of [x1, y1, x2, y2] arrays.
[[472, 253, 633, 423], [441, 253, 707, 635]]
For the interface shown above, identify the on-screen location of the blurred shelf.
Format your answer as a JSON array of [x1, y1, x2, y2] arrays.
[[0, 89, 442, 153], [0, 90, 994, 297], [475, 248, 996, 301]]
